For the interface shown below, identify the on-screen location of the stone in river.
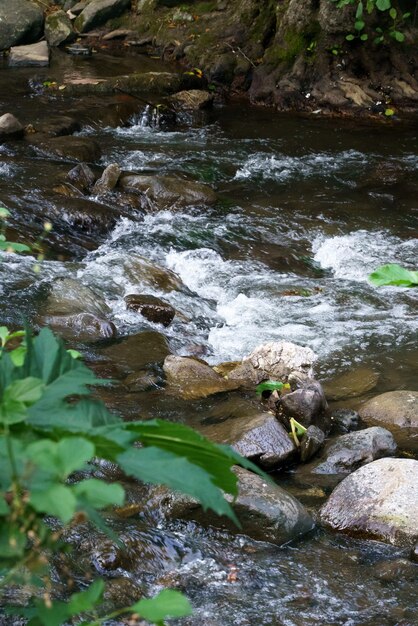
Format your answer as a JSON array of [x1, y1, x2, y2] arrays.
[[124, 294, 175, 327], [9, 41, 49, 67]]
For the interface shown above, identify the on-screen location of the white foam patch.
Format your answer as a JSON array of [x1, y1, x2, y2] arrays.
[[234, 150, 365, 181], [312, 230, 418, 281], [0, 163, 16, 178]]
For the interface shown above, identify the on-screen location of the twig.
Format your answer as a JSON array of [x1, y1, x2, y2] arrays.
[[225, 42, 256, 68]]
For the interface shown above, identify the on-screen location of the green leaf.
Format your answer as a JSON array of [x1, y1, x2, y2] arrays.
[[256, 380, 290, 395], [368, 264, 418, 287], [0, 207, 11, 219], [354, 19, 365, 30], [391, 30, 405, 42], [73, 479, 125, 509], [0, 496, 10, 515], [0, 523, 26, 558], [360, 33, 368, 40], [131, 589, 192, 622], [346, 33, 355, 40], [5, 377, 44, 405], [10, 346, 27, 367], [30, 484, 77, 523], [0, 326, 9, 347], [67, 349, 83, 360], [0, 241, 31, 253], [27, 437, 94, 478], [68, 579, 105, 616], [118, 446, 238, 522], [389, 7, 397, 19], [356, 1, 364, 18], [30, 599, 70, 626], [376, 0, 391, 10], [385, 108, 395, 116], [0, 398, 27, 424]]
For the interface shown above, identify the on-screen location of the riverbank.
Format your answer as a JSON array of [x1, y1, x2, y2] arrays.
[[1, 40, 418, 625], [2, 0, 418, 118]]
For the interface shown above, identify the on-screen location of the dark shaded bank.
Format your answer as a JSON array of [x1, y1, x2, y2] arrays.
[[2, 0, 418, 117]]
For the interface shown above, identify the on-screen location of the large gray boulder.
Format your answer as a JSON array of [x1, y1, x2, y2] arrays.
[[45, 10, 75, 47], [0, 0, 44, 50], [358, 391, 418, 430], [74, 0, 131, 33], [320, 458, 418, 548], [311, 427, 397, 475], [156, 466, 314, 545], [228, 341, 316, 385], [200, 412, 296, 469]]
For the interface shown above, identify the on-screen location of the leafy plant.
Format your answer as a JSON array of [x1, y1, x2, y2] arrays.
[[331, 0, 413, 43], [0, 327, 259, 624], [368, 263, 418, 286], [289, 418, 307, 447], [256, 380, 291, 396]]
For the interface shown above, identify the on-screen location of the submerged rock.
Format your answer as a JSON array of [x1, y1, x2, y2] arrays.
[[156, 467, 314, 545], [200, 412, 296, 469], [45, 10, 75, 47], [358, 391, 418, 430], [163, 355, 240, 400], [300, 425, 325, 462], [123, 255, 185, 293], [320, 458, 418, 547], [99, 331, 171, 374], [38, 278, 116, 341], [322, 366, 380, 401], [125, 294, 175, 327], [311, 427, 397, 475], [29, 135, 101, 163], [0, 113, 24, 140], [0, 0, 44, 50], [329, 408, 359, 435], [118, 174, 217, 210], [67, 162, 96, 192], [75, 0, 131, 33], [228, 341, 316, 385], [9, 41, 49, 67]]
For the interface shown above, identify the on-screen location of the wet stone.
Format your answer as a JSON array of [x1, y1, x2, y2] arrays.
[[9, 41, 49, 67], [123, 255, 186, 293], [199, 412, 296, 469], [329, 408, 359, 435], [0, 113, 24, 140], [99, 331, 171, 374], [29, 135, 102, 163], [67, 162, 96, 193], [92, 163, 121, 195], [279, 377, 328, 428], [311, 427, 397, 475], [372, 558, 418, 583], [300, 425, 325, 462], [125, 293, 176, 327], [322, 366, 380, 401], [163, 355, 240, 400]]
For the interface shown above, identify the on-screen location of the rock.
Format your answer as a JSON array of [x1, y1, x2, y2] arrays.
[[9, 41, 49, 67], [228, 341, 316, 385], [102, 28, 136, 40], [156, 466, 314, 545], [200, 412, 296, 469], [74, 0, 131, 33], [320, 458, 418, 547], [44, 312, 117, 341], [92, 163, 121, 195], [329, 408, 359, 435], [45, 10, 75, 46], [322, 366, 380, 401], [0, 113, 24, 140], [41, 278, 111, 318], [124, 294, 175, 327], [67, 162, 96, 192], [123, 255, 185, 293], [118, 174, 217, 210], [372, 558, 418, 583], [279, 377, 328, 427], [0, 0, 44, 50], [29, 135, 101, 163], [99, 331, 171, 374], [124, 370, 160, 392], [163, 355, 240, 400], [411, 544, 418, 563], [311, 427, 397, 475], [45, 195, 117, 234], [69, 1, 88, 16], [60, 72, 186, 98], [300, 425, 325, 462], [36, 116, 81, 137], [168, 89, 214, 111], [358, 391, 418, 430]]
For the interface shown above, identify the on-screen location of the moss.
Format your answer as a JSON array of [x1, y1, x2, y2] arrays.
[[264, 30, 305, 65]]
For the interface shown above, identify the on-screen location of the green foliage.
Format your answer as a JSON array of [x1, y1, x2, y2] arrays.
[[368, 263, 418, 287], [0, 327, 256, 624], [289, 418, 307, 447], [331, 0, 412, 43], [256, 380, 291, 396]]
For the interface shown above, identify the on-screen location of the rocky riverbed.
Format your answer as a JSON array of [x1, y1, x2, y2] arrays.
[[0, 18, 418, 624]]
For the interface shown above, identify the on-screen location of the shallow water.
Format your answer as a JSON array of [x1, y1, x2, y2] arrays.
[[1, 51, 418, 625]]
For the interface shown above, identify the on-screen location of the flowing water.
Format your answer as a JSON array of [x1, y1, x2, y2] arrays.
[[1, 50, 418, 625]]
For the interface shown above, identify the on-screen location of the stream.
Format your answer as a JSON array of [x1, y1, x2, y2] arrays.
[[1, 49, 417, 625]]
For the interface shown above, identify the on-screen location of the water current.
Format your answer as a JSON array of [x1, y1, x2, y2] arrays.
[[0, 50, 417, 625]]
